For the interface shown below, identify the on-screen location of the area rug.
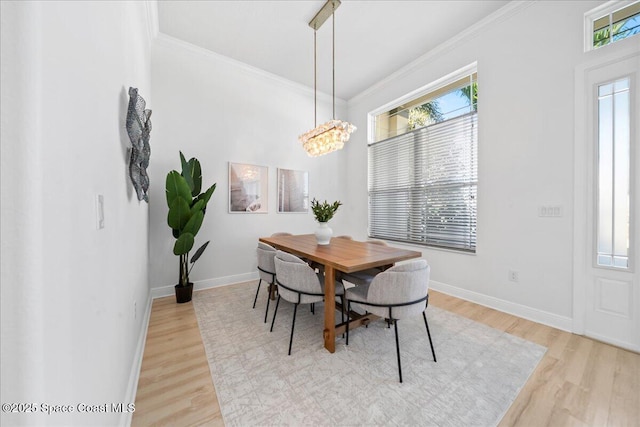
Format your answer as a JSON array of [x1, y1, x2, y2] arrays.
[[193, 281, 546, 426]]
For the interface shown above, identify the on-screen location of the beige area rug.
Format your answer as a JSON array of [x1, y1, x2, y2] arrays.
[[193, 281, 546, 426]]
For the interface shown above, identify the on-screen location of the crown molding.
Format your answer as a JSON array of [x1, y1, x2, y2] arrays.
[[348, 0, 536, 105]]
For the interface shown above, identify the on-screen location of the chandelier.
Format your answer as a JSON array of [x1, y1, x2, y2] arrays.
[[299, 0, 356, 157]]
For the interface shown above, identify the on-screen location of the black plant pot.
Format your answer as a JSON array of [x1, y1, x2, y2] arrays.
[[175, 283, 194, 304]]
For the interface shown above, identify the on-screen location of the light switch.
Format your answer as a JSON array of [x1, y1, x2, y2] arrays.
[[538, 205, 563, 217], [96, 194, 105, 229]]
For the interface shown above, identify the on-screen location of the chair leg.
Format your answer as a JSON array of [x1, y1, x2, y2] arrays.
[[340, 296, 344, 324], [288, 303, 299, 355], [336, 296, 344, 338], [269, 295, 281, 332], [264, 283, 272, 323], [252, 279, 262, 309], [423, 311, 437, 362], [393, 319, 403, 383], [345, 301, 350, 345]]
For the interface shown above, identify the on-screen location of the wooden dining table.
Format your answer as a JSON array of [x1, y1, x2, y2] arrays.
[[258, 234, 422, 353]]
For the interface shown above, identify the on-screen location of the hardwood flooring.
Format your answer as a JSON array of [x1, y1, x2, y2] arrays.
[[132, 296, 223, 426], [132, 283, 640, 426]]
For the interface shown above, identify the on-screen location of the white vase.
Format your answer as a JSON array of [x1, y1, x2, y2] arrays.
[[315, 222, 333, 245]]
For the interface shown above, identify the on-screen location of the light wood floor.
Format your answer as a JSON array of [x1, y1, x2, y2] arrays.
[[132, 282, 640, 426]]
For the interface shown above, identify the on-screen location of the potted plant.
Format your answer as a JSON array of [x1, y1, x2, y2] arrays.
[[311, 198, 342, 245], [165, 152, 217, 303]]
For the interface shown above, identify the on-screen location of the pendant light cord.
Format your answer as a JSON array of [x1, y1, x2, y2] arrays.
[[314, 29, 317, 128], [312, 1, 337, 126], [332, 8, 335, 120]]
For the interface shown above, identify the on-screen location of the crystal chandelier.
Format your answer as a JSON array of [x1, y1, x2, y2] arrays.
[[299, 0, 356, 157]]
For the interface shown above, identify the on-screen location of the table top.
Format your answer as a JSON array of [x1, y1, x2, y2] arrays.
[[259, 234, 422, 273]]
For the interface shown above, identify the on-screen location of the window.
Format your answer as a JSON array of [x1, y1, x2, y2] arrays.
[[596, 77, 631, 269], [587, 1, 640, 50], [368, 67, 477, 252]]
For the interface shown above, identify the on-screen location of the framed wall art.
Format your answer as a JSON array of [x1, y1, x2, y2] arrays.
[[277, 168, 309, 213], [228, 162, 268, 213]]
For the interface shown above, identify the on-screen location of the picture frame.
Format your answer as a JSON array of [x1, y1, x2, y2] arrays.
[[277, 168, 309, 213], [228, 162, 268, 213]]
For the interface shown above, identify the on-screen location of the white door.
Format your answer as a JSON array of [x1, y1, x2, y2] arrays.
[[574, 49, 640, 352]]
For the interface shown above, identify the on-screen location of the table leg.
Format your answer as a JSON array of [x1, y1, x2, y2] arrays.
[[323, 265, 336, 353]]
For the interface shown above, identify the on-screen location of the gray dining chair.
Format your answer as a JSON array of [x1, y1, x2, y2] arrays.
[[345, 259, 436, 383], [340, 239, 389, 286], [271, 250, 345, 355], [335, 235, 353, 240], [254, 241, 278, 323]]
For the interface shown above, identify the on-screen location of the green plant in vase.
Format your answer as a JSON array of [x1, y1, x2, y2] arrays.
[[165, 152, 216, 302], [311, 198, 342, 245], [311, 198, 342, 222]]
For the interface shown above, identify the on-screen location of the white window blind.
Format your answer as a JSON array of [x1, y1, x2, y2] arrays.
[[368, 112, 477, 251]]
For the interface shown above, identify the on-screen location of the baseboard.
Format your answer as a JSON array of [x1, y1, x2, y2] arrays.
[[585, 331, 640, 353], [430, 280, 574, 333], [150, 272, 259, 299], [150, 273, 574, 333], [120, 293, 153, 426]]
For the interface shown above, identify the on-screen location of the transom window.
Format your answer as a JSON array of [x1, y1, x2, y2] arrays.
[[587, 1, 640, 50], [368, 65, 477, 252]]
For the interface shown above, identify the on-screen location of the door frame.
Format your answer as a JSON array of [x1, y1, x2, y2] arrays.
[[573, 42, 640, 350]]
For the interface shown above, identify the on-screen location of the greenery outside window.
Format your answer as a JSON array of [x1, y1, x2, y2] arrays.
[[368, 67, 477, 252], [588, 1, 640, 50]]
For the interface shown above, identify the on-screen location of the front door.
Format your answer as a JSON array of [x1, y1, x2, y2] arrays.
[[574, 50, 640, 352]]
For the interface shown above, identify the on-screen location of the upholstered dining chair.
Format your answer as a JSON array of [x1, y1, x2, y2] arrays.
[[340, 239, 389, 286], [345, 259, 436, 383], [335, 235, 353, 240], [271, 250, 345, 355], [254, 241, 278, 323]]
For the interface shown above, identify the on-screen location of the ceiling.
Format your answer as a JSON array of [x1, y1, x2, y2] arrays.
[[157, 0, 510, 100]]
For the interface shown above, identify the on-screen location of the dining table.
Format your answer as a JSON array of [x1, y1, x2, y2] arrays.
[[258, 234, 422, 353]]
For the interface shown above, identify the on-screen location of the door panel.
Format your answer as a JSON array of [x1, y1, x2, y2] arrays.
[[595, 277, 632, 317], [577, 51, 639, 352]]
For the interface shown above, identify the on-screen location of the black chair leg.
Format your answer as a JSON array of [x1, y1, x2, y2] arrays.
[[423, 311, 437, 362], [252, 279, 262, 309], [394, 319, 402, 383], [269, 295, 281, 332], [288, 303, 299, 355], [346, 301, 351, 345], [340, 296, 345, 338], [264, 283, 272, 323]]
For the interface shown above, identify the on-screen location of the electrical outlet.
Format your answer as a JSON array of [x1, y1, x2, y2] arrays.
[[508, 270, 519, 283]]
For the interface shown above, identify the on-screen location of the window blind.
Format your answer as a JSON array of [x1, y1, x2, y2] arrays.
[[368, 112, 477, 251]]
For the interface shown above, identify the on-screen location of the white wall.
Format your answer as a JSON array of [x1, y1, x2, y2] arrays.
[[1, 1, 153, 425], [148, 1, 624, 331], [344, 0, 609, 329], [149, 35, 350, 294]]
